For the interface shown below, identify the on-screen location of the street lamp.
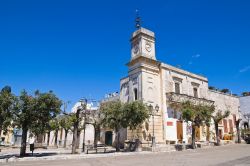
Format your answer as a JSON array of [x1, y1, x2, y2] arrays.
[[79, 98, 88, 152], [149, 104, 159, 147]]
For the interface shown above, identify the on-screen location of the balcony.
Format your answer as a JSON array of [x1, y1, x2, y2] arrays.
[[166, 92, 214, 105]]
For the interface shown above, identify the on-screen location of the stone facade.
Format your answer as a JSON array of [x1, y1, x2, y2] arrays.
[[240, 96, 250, 129], [120, 27, 241, 145]]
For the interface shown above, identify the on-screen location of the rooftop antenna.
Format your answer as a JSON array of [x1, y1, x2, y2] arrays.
[[135, 9, 141, 29]]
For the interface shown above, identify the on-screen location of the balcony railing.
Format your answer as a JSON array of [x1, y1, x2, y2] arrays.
[[166, 92, 214, 105]]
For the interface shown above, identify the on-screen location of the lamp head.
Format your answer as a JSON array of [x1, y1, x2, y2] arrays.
[[155, 104, 159, 112], [148, 104, 153, 112]]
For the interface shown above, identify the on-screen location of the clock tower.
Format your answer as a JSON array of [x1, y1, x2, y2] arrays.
[[122, 24, 163, 143], [130, 27, 156, 61]]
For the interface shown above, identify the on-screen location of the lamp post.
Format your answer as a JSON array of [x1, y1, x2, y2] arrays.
[[80, 98, 88, 152], [149, 104, 159, 147]]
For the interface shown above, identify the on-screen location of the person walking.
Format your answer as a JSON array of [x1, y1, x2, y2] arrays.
[[28, 133, 35, 156]]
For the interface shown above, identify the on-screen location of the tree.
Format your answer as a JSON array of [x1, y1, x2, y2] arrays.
[[100, 101, 149, 152], [221, 89, 230, 94], [235, 119, 241, 144], [13, 90, 62, 156], [123, 101, 150, 137], [100, 101, 126, 152], [71, 108, 81, 154], [212, 110, 230, 146], [242, 92, 250, 96], [87, 109, 103, 148], [0, 86, 15, 138], [59, 115, 73, 148], [49, 118, 60, 146], [171, 101, 215, 149], [208, 86, 216, 91]]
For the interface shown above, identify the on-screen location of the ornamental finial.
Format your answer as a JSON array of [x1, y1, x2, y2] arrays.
[[135, 9, 141, 29]]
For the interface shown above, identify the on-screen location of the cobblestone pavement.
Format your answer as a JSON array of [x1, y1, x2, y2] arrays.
[[0, 144, 250, 166]]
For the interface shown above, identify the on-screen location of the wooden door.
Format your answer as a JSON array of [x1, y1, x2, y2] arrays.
[[206, 126, 210, 141], [195, 126, 200, 141], [176, 121, 183, 142], [219, 129, 222, 139]]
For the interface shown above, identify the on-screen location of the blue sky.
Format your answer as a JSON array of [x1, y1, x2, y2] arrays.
[[0, 0, 249, 111]]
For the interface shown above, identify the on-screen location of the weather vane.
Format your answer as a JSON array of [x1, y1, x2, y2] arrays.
[[135, 9, 141, 29]]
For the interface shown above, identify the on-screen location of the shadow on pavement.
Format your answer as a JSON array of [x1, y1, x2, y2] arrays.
[[0, 152, 59, 160]]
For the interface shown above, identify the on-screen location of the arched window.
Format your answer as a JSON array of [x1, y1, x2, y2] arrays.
[[134, 88, 138, 100]]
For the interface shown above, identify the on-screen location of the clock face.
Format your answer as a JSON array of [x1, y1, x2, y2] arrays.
[[145, 41, 152, 52], [133, 42, 139, 54]]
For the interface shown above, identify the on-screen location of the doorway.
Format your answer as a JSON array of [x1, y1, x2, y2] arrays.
[[219, 129, 222, 139], [195, 126, 200, 141], [105, 131, 113, 146], [176, 121, 183, 143], [206, 126, 210, 141]]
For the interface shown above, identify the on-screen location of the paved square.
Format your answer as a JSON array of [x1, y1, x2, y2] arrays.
[[2, 144, 250, 166]]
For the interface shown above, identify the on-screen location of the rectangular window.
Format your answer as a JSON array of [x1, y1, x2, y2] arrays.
[[134, 88, 138, 100], [223, 119, 228, 133], [175, 82, 180, 94], [193, 88, 198, 98], [229, 119, 233, 133], [233, 114, 236, 127]]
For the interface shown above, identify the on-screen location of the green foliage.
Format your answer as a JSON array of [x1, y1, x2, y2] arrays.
[[59, 115, 74, 132], [101, 101, 149, 131], [221, 89, 230, 94], [242, 92, 250, 96], [0, 86, 16, 134], [12, 90, 36, 129], [180, 101, 215, 127], [123, 101, 150, 130], [49, 117, 60, 131], [170, 100, 215, 148], [212, 110, 230, 124], [100, 101, 124, 132], [208, 86, 216, 91], [34, 91, 62, 134], [100, 100, 149, 151], [12, 90, 62, 134], [12, 90, 62, 155]]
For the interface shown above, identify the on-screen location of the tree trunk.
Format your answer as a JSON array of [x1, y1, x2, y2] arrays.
[[236, 120, 241, 143], [64, 130, 68, 148], [54, 130, 58, 146], [60, 128, 63, 146], [0, 127, 2, 138], [191, 125, 196, 149], [43, 134, 46, 143], [215, 123, 220, 146], [20, 128, 28, 156], [76, 130, 80, 149], [71, 109, 80, 154], [115, 129, 120, 152], [47, 131, 50, 146], [94, 124, 101, 148], [71, 126, 78, 154]]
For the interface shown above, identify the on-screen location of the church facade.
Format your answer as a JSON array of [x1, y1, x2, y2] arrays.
[[120, 27, 240, 145]]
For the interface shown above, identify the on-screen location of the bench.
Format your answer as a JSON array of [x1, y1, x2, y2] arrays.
[[86, 144, 107, 154]]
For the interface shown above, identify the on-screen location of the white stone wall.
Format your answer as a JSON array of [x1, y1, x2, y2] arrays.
[[208, 90, 240, 137], [163, 64, 208, 98], [240, 96, 250, 114], [45, 124, 95, 148]]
